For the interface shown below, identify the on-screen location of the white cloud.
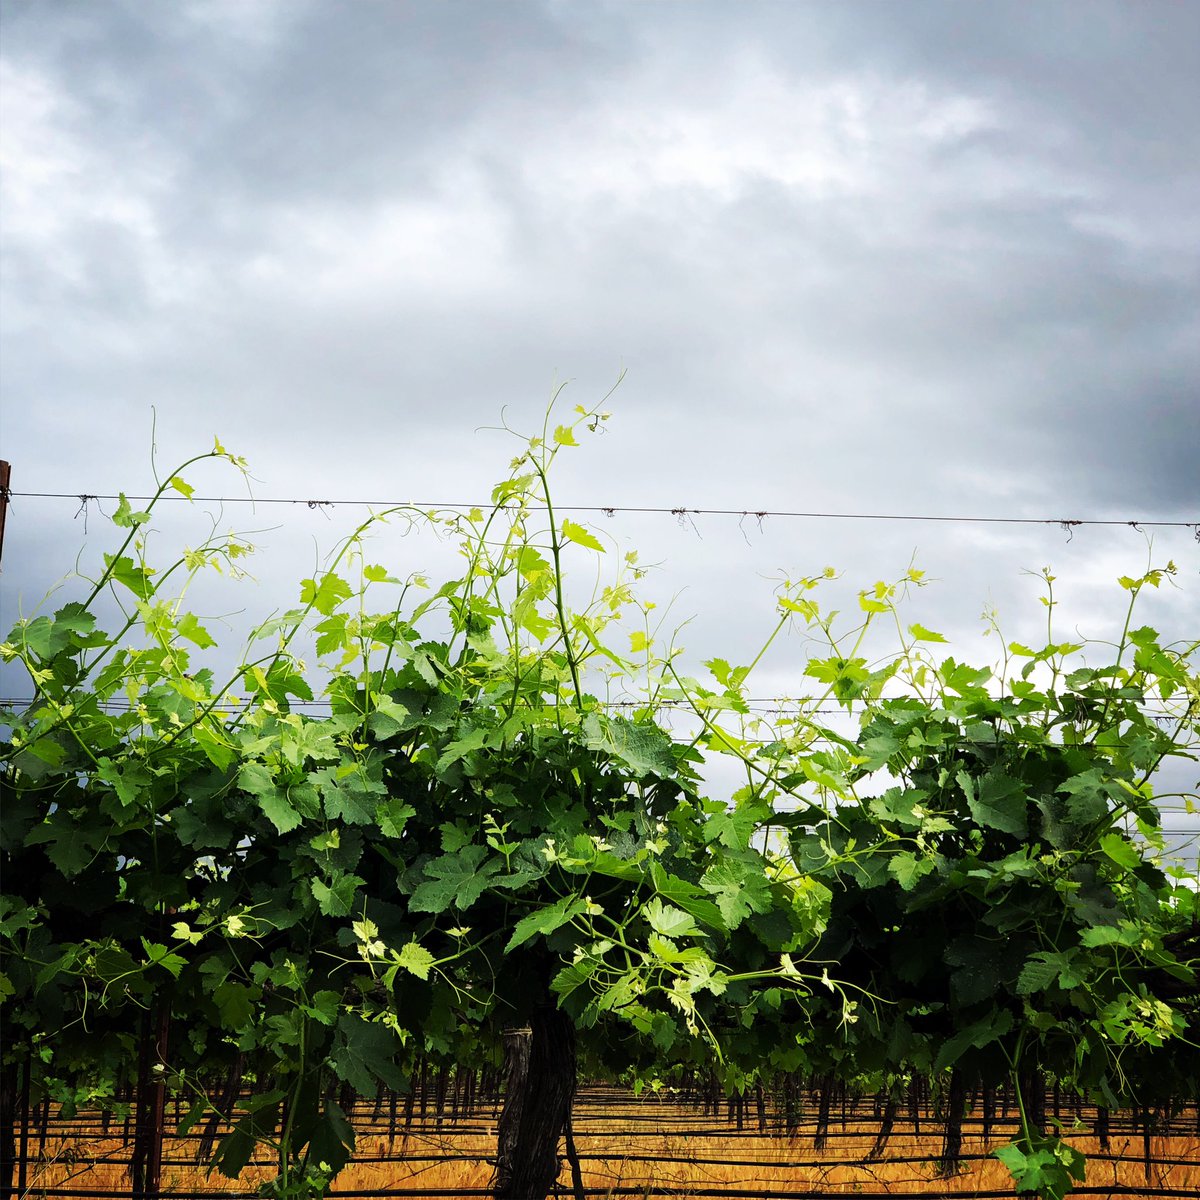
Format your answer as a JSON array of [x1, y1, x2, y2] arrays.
[[501, 56, 1000, 213], [0, 58, 192, 311], [244, 181, 517, 307]]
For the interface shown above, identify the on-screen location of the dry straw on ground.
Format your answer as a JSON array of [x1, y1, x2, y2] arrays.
[[20, 1091, 1200, 1197]]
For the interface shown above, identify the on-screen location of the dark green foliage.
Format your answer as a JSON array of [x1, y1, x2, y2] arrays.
[[1, 417, 1196, 1200]]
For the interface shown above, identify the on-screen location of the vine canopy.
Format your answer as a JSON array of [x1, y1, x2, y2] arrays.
[[2, 404, 1197, 1200]]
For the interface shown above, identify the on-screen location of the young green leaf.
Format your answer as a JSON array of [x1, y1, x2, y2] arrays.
[[643, 898, 698, 940], [395, 941, 436, 980], [561, 518, 605, 553], [1099, 833, 1141, 872]]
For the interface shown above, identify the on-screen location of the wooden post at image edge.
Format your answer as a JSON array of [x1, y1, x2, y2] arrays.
[[0, 460, 10, 566]]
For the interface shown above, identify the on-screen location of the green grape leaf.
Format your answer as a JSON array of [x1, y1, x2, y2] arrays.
[[308, 1100, 355, 1177], [583, 712, 677, 778], [300, 572, 352, 616], [700, 858, 772, 929], [963, 770, 1028, 837], [140, 939, 187, 979], [933, 1009, 1013, 1072], [888, 850, 932, 891], [394, 941, 436, 981], [561, 519, 604, 553], [310, 872, 366, 917], [176, 611, 216, 649], [506, 895, 590, 952], [213, 982, 255, 1030], [112, 494, 151, 528], [103, 554, 155, 598], [302, 989, 342, 1025], [1099, 833, 1141, 871], [254, 792, 302, 835], [908, 622, 948, 643], [409, 846, 496, 914], [375, 798, 416, 839], [643, 898, 698, 939], [331, 1015, 405, 1095]]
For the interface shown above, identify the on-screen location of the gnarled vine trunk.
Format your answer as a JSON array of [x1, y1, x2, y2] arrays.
[[495, 1024, 531, 1184], [130, 1001, 170, 1197], [494, 1007, 577, 1200]]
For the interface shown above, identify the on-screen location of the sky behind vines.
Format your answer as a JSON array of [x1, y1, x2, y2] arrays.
[[1, 0, 1197, 856]]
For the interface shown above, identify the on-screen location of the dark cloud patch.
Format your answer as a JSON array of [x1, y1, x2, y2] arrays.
[[776, 0, 1200, 166], [2, 0, 623, 213]]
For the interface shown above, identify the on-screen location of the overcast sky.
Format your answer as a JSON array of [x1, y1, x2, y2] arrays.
[[1, 1, 1197, 858]]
